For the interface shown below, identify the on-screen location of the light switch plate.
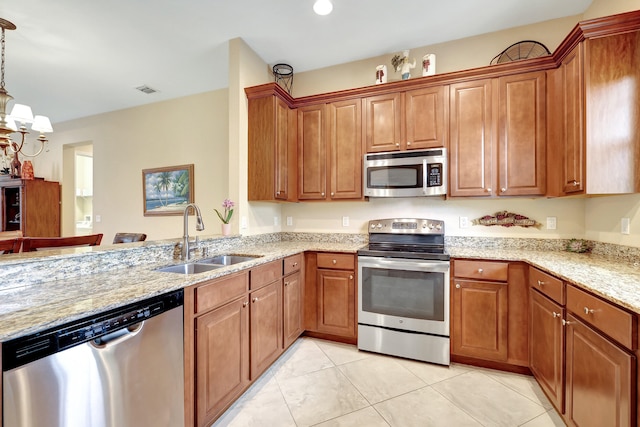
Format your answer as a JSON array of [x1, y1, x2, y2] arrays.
[[286, 216, 293, 226], [240, 216, 247, 229], [342, 216, 349, 227], [95, 214, 101, 223], [546, 217, 557, 230], [621, 217, 630, 235], [459, 217, 469, 228]]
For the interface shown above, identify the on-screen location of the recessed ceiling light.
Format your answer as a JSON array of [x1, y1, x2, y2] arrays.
[[313, 0, 333, 15]]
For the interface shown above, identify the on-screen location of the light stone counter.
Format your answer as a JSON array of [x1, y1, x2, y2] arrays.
[[2, 233, 639, 343], [0, 237, 366, 342], [448, 246, 640, 316]]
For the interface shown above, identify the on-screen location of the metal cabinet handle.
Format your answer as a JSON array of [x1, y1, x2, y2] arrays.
[[572, 180, 580, 186], [584, 307, 595, 315], [395, 142, 400, 147], [562, 319, 573, 326], [332, 259, 337, 264], [478, 268, 483, 273], [501, 187, 506, 192], [331, 192, 334, 196], [243, 301, 248, 307], [349, 275, 353, 280], [321, 192, 325, 197], [284, 281, 289, 287], [455, 283, 461, 289], [537, 280, 545, 286], [292, 262, 298, 267], [552, 312, 560, 318], [407, 141, 412, 146], [252, 297, 259, 303], [486, 188, 492, 192]]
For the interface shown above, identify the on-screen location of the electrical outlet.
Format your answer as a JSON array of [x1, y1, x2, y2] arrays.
[[274, 216, 280, 226], [546, 217, 557, 230], [459, 217, 469, 228], [342, 216, 349, 227], [621, 217, 630, 235], [286, 216, 293, 226], [95, 214, 101, 223], [240, 216, 247, 229]]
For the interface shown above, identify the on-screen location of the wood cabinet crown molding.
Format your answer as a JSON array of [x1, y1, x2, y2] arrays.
[[245, 10, 640, 108]]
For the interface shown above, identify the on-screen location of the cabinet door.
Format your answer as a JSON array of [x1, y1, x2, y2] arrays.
[[561, 45, 585, 194], [195, 297, 249, 427], [316, 268, 356, 338], [565, 314, 635, 427], [405, 86, 448, 150], [451, 279, 508, 361], [283, 271, 303, 348], [449, 80, 494, 197], [529, 289, 564, 413], [298, 104, 327, 200], [250, 280, 283, 379], [328, 99, 363, 200], [274, 96, 292, 200], [363, 93, 403, 153], [498, 71, 546, 196]]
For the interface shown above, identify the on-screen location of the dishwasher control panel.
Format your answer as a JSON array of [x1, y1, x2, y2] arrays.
[[2, 289, 183, 371]]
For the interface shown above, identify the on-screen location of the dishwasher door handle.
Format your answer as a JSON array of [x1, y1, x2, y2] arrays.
[[89, 321, 144, 349]]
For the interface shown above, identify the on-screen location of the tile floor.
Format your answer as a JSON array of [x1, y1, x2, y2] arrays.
[[213, 337, 566, 427]]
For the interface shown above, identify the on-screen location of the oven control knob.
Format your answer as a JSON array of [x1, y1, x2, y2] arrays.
[[370, 223, 376, 229], [428, 223, 434, 229], [435, 224, 442, 231], [376, 223, 383, 229]]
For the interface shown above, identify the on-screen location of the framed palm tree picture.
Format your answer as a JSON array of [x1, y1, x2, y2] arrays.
[[142, 164, 194, 216]]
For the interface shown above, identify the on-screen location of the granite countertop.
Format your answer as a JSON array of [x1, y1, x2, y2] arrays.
[[448, 246, 640, 317], [0, 240, 365, 342], [1, 235, 639, 343]]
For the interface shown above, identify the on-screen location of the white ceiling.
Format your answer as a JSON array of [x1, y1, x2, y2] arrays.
[[0, 0, 593, 124]]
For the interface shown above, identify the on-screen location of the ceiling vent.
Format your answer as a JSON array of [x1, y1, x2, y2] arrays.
[[135, 85, 159, 94]]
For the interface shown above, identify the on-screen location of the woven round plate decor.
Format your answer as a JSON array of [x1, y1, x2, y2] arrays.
[[490, 40, 550, 65]]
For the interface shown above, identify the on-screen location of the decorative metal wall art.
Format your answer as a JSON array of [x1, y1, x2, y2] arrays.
[[472, 211, 542, 228]]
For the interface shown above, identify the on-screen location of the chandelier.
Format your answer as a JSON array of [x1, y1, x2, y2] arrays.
[[0, 18, 53, 177]]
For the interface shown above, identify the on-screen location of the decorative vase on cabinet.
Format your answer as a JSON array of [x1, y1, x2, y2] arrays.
[[221, 223, 231, 236]]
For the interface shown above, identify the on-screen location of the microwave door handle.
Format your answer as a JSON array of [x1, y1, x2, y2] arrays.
[[423, 159, 428, 194]]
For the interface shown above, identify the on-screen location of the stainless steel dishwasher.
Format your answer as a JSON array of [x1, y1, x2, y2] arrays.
[[2, 289, 184, 427]]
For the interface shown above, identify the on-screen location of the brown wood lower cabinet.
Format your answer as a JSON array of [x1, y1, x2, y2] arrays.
[[565, 314, 635, 427], [451, 279, 508, 361], [250, 279, 283, 379], [283, 270, 303, 348], [529, 288, 564, 413], [195, 296, 249, 427], [316, 268, 355, 338]]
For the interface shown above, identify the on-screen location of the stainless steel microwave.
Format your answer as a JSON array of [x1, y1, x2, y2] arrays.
[[363, 148, 447, 197]]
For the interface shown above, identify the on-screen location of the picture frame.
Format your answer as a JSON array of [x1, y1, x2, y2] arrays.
[[142, 164, 194, 216]]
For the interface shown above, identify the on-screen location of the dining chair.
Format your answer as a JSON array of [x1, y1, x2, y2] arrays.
[[0, 238, 22, 254], [22, 234, 103, 252], [112, 233, 147, 244]]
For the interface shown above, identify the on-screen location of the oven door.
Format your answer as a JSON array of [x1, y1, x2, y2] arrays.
[[357, 256, 450, 337]]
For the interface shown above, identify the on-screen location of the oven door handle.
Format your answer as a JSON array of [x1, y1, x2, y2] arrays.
[[358, 256, 450, 273]]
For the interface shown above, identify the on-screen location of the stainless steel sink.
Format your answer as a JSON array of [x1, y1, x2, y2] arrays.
[[197, 254, 261, 266], [155, 263, 222, 274]]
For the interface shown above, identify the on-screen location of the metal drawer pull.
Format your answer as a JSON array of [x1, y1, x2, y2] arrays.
[[478, 268, 483, 273], [243, 301, 248, 307], [552, 312, 560, 318], [455, 283, 461, 289], [252, 297, 259, 303], [349, 275, 353, 280], [292, 262, 298, 267], [501, 187, 506, 192], [486, 188, 492, 193], [537, 280, 545, 286], [284, 281, 289, 287], [332, 259, 337, 264], [562, 319, 573, 326], [584, 307, 595, 315]]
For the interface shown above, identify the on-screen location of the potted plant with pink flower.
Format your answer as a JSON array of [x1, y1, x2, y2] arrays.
[[215, 199, 234, 235]]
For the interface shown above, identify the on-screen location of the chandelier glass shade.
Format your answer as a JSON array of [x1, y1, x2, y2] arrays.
[[0, 17, 53, 177]]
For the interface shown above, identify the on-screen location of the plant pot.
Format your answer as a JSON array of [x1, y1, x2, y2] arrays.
[[221, 223, 231, 236]]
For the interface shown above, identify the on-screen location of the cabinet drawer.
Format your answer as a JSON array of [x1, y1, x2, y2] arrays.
[[317, 253, 355, 270], [250, 260, 283, 290], [284, 254, 302, 275], [195, 272, 248, 314], [529, 267, 565, 305], [453, 260, 508, 282], [566, 285, 637, 350]]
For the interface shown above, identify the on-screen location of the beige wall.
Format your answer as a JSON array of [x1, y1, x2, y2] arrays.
[[32, 0, 640, 247], [35, 89, 230, 242]]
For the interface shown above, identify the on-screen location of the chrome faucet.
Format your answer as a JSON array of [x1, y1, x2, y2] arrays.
[[182, 203, 205, 261]]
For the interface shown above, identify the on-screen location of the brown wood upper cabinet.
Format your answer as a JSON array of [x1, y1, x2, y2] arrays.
[[363, 86, 447, 153], [247, 89, 297, 201], [449, 71, 546, 197], [547, 31, 640, 196], [298, 100, 363, 201], [1, 179, 61, 236]]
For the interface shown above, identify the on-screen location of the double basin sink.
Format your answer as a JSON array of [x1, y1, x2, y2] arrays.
[[156, 255, 261, 275]]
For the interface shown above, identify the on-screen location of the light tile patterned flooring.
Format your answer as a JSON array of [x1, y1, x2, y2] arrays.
[[213, 337, 565, 427]]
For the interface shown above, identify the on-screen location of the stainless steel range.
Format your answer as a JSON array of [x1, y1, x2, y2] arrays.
[[357, 218, 450, 365]]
